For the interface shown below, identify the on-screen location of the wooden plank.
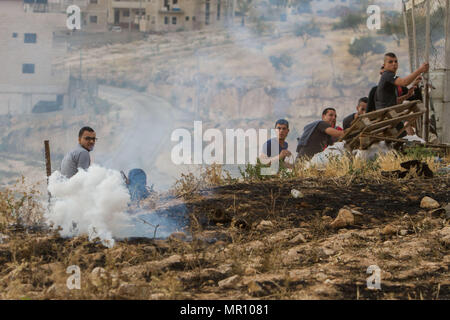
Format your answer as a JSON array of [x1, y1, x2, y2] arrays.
[[387, 110, 399, 118], [359, 136, 376, 150], [358, 100, 420, 120], [364, 111, 424, 132], [370, 125, 392, 135], [340, 100, 427, 151]]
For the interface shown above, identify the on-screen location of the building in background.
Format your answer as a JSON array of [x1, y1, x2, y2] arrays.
[[25, 0, 109, 32], [0, 0, 69, 115], [108, 0, 235, 32]]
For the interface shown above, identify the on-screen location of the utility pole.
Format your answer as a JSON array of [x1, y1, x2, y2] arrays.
[[443, 0, 450, 143], [129, 8, 132, 32], [80, 48, 82, 80], [402, 2, 413, 73], [411, 0, 419, 70], [139, 0, 142, 31], [424, 0, 431, 142], [411, 0, 422, 135]]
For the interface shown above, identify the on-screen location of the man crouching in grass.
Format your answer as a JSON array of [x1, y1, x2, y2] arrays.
[[60, 126, 97, 178], [259, 119, 293, 170]]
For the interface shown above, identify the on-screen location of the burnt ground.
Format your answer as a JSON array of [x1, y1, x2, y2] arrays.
[[0, 176, 449, 300]]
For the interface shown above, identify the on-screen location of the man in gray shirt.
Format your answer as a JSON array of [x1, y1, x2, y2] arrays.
[[61, 127, 96, 178]]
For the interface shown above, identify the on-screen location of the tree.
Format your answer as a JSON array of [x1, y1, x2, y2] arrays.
[[377, 11, 404, 46], [348, 36, 386, 70], [269, 53, 293, 72], [322, 45, 335, 79], [332, 13, 365, 32], [294, 19, 321, 47], [237, 0, 253, 27]]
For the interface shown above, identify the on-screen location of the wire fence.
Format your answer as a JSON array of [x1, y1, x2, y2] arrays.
[[404, 0, 448, 71]]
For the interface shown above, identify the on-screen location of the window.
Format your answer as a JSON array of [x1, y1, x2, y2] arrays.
[[164, 16, 169, 24], [217, 0, 221, 20], [90, 16, 98, 23], [172, 16, 177, 24], [22, 64, 35, 74], [192, 16, 196, 22], [173, 0, 177, 4], [12, 33, 18, 38], [24, 33, 37, 43], [90, 0, 98, 4], [123, 9, 130, 17], [185, 16, 189, 21], [205, 2, 210, 25]]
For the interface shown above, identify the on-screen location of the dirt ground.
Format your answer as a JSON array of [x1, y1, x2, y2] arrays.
[[0, 174, 449, 300]]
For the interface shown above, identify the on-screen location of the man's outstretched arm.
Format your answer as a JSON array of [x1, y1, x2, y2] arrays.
[[394, 63, 428, 87], [325, 127, 345, 139]]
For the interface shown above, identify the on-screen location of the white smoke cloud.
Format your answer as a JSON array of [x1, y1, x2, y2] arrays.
[[46, 165, 132, 248], [45, 164, 185, 247]]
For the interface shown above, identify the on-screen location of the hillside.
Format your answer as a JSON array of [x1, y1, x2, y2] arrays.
[[0, 173, 449, 299], [0, 14, 409, 188]]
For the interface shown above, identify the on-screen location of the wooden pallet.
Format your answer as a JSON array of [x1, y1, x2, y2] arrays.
[[340, 100, 425, 150]]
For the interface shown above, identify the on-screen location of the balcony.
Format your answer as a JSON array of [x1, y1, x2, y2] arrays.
[[24, 1, 89, 12], [111, 0, 145, 9], [158, 6, 184, 14]]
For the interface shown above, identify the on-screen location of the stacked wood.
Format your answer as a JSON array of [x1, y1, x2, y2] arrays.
[[340, 100, 425, 150]]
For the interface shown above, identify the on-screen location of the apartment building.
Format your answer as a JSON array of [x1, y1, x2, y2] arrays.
[[24, 0, 109, 31], [0, 0, 69, 115], [108, 0, 234, 32], [82, 0, 109, 31]]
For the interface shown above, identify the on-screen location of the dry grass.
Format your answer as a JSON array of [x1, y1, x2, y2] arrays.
[[294, 149, 444, 184], [0, 177, 44, 230], [171, 163, 236, 198], [0, 149, 448, 300]]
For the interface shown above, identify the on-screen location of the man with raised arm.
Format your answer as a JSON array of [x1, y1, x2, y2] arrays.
[[375, 52, 428, 110]]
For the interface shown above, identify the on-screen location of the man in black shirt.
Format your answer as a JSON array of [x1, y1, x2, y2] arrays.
[[343, 97, 368, 130], [367, 65, 384, 113], [375, 52, 428, 110], [296, 108, 344, 159]]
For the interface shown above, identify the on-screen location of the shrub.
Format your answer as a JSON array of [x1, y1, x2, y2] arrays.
[[348, 36, 386, 70], [294, 20, 321, 47], [269, 53, 293, 72], [0, 177, 44, 230], [332, 13, 365, 32]]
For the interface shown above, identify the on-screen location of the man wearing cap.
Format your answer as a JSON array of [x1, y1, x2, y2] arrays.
[[259, 119, 293, 169]]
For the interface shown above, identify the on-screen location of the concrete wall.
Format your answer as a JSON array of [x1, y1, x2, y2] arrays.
[[85, 0, 109, 31]]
